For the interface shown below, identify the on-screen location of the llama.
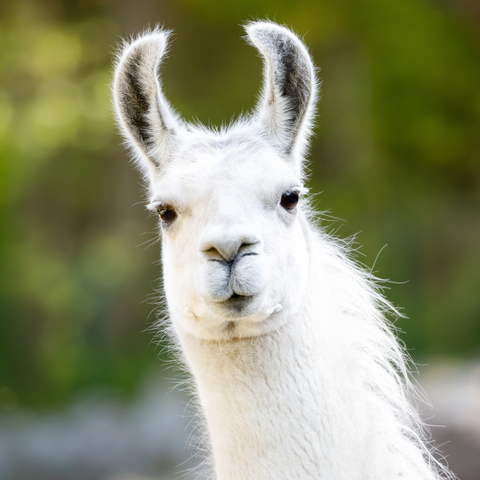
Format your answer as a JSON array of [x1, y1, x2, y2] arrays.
[[112, 22, 452, 480]]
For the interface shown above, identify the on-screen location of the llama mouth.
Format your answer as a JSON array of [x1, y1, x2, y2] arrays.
[[221, 292, 256, 314], [226, 292, 252, 303]]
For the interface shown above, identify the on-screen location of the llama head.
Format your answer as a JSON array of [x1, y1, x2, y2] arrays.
[[113, 22, 317, 340]]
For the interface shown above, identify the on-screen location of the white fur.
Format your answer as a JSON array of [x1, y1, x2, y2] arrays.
[[112, 21, 453, 480]]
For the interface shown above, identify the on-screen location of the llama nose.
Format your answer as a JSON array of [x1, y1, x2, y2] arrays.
[[199, 224, 260, 263]]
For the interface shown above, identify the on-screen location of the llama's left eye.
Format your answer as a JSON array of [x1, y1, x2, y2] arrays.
[[280, 191, 299, 211], [157, 205, 177, 224]]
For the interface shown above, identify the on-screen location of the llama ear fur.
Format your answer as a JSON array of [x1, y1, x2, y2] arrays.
[[246, 22, 317, 162], [112, 30, 180, 181]]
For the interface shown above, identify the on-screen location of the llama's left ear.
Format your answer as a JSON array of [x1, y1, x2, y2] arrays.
[[113, 30, 180, 183], [246, 22, 317, 164]]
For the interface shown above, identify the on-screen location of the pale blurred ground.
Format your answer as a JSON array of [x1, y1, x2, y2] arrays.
[[0, 361, 479, 480], [0, 374, 201, 480], [418, 361, 480, 480]]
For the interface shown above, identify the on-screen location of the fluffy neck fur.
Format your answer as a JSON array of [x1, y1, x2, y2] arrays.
[[172, 218, 442, 480]]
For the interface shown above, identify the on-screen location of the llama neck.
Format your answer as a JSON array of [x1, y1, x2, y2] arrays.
[[176, 249, 369, 480], [174, 235, 438, 480]]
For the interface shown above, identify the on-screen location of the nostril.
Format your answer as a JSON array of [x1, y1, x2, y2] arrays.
[[238, 241, 259, 252], [201, 246, 227, 263], [204, 247, 220, 256], [239, 251, 259, 258]]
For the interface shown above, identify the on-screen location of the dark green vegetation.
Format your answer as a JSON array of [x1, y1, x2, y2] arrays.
[[1, 0, 479, 407]]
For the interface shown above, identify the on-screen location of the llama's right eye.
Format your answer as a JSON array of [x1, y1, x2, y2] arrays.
[[280, 191, 299, 211], [157, 205, 177, 224]]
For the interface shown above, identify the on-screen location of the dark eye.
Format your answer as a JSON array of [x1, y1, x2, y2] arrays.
[[157, 205, 177, 224], [280, 190, 299, 211]]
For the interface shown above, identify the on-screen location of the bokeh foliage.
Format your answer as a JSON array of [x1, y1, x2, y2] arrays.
[[0, 0, 479, 407]]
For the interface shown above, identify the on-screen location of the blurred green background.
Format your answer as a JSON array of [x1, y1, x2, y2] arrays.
[[0, 0, 479, 410]]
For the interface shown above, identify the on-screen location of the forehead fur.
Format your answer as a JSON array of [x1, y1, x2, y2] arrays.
[[150, 123, 301, 203]]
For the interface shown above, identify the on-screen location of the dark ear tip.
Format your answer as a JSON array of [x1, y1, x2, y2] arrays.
[[113, 30, 171, 99], [245, 22, 299, 47], [120, 30, 169, 64]]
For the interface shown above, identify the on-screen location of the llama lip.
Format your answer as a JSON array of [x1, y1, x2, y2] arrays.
[[225, 292, 253, 303], [220, 292, 256, 314]]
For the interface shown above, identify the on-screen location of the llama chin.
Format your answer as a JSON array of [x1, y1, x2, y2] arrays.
[[113, 21, 453, 480]]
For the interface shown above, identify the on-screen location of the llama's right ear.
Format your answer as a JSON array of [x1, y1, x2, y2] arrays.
[[246, 22, 317, 164], [113, 30, 179, 181]]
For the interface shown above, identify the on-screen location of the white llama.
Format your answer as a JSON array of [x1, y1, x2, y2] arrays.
[[112, 22, 452, 480]]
